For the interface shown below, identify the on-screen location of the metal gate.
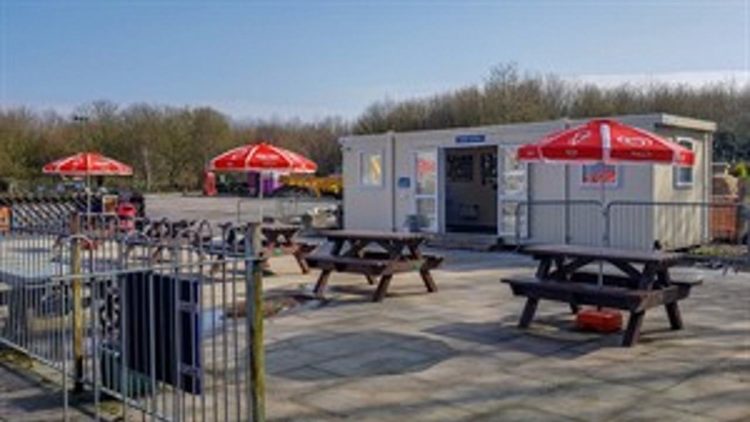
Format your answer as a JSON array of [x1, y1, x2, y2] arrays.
[[0, 212, 266, 421]]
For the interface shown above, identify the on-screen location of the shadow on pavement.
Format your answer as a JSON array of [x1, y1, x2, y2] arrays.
[[268, 330, 457, 380]]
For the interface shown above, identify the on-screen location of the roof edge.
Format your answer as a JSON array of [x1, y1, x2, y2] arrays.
[[658, 113, 717, 132], [339, 113, 717, 143]]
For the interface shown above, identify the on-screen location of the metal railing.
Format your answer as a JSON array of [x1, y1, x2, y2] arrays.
[[0, 213, 266, 421], [605, 201, 749, 264], [236, 197, 342, 228], [0, 192, 87, 231], [512, 199, 749, 265], [512, 200, 604, 247]]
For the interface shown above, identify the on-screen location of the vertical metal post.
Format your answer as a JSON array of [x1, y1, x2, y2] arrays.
[[69, 213, 85, 393], [563, 165, 571, 244], [70, 213, 85, 393], [245, 223, 265, 422], [62, 279, 70, 422], [603, 203, 611, 248], [743, 204, 750, 256]]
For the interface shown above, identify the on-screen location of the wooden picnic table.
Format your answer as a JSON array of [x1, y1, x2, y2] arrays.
[[502, 244, 701, 346], [305, 230, 443, 302], [199, 223, 316, 275], [260, 224, 317, 274]]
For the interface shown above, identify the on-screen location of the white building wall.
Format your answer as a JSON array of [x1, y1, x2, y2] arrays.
[[340, 133, 394, 231], [340, 114, 715, 250]]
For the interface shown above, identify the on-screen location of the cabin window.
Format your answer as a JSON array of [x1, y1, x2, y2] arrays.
[[581, 163, 619, 187], [360, 151, 383, 187], [674, 138, 694, 188]]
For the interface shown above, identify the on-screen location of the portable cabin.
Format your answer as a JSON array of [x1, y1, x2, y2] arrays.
[[339, 114, 716, 250]]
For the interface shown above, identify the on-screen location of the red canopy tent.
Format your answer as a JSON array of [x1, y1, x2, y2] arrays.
[[43, 152, 133, 177], [209, 142, 318, 220], [43, 152, 133, 212], [209, 142, 317, 174]]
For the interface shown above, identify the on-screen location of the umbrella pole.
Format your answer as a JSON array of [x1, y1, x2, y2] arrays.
[[598, 122, 610, 290], [597, 161, 607, 287], [259, 172, 264, 223], [86, 173, 91, 214]]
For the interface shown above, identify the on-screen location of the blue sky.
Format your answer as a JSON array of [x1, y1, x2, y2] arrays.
[[1, 0, 748, 120]]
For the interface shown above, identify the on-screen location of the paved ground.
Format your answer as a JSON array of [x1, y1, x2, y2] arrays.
[[260, 252, 749, 422], [0, 358, 90, 422], [5, 250, 747, 421], [1, 195, 748, 421]]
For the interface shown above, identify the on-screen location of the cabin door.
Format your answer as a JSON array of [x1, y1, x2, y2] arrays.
[[413, 150, 439, 232], [498, 146, 528, 237]]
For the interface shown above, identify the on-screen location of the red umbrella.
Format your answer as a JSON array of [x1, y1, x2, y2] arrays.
[[518, 119, 694, 165], [517, 118, 695, 322], [209, 142, 317, 174], [43, 152, 133, 214], [43, 152, 133, 177]]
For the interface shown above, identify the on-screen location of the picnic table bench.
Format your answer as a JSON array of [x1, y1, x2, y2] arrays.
[[305, 230, 443, 302], [260, 224, 317, 274], [502, 244, 702, 346], [200, 223, 316, 274]]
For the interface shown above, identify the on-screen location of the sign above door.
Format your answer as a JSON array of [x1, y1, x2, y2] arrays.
[[455, 134, 486, 144]]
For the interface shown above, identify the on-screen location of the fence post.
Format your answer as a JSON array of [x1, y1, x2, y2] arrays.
[[69, 213, 85, 393], [245, 223, 265, 422], [743, 204, 750, 256]]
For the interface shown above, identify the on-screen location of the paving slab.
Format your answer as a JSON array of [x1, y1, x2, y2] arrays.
[[0, 362, 90, 422]]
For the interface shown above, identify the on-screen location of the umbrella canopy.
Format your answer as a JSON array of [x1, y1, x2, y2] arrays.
[[517, 118, 696, 293], [209, 142, 317, 174], [517, 119, 694, 166], [43, 152, 133, 177]]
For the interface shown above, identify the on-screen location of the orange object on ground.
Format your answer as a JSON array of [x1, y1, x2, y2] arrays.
[[576, 307, 623, 333], [0, 207, 11, 233]]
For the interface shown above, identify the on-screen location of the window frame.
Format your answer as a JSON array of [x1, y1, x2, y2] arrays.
[[359, 150, 384, 188], [673, 137, 695, 189]]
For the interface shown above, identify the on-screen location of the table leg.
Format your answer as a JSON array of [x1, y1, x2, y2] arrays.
[[210, 254, 224, 276], [535, 258, 552, 279], [639, 263, 657, 290], [406, 243, 423, 260], [519, 298, 539, 328], [292, 247, 310, 274], [373, 274, 393, 302], [313, 270, 332, 298], [151, 246, 164, 263], [419, 268, 438, 293], [569, 303, 580, 314], [364, 274, 376, 285], [656, 269, 671, 289], [622, 311, 645, 347], [665, 302, 683, 330], [331, 239, 344, 256]]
